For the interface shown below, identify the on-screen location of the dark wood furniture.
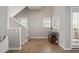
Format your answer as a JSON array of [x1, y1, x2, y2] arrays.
[[48, 31, 59, 44]]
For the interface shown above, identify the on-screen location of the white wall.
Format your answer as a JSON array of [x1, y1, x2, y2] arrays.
[[65, 7, 70, 49], [28, 7, 51, 38], [52, 6, 66, 49], [15, 7, 52, 38], [0, 7, 7, 33], [0, 7, 8, 52], [52, 6, 70, 50]]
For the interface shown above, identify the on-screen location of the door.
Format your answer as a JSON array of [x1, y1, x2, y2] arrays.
[[70, 7, 79, 48]]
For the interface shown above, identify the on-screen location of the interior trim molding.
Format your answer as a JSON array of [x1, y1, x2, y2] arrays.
[[58, 43, 71, 50], [9, 47, 21, 50]]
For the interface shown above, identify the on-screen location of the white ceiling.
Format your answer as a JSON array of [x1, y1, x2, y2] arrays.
[[28, 6, 42, 10]]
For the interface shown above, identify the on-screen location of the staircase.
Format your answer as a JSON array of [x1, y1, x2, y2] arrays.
[[7, 6, 28, 50]]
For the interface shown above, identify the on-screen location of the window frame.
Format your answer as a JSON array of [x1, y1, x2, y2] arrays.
[[42, 17, 51, 28]]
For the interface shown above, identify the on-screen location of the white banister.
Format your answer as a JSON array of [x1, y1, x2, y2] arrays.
[[8, 28, 22, 50]]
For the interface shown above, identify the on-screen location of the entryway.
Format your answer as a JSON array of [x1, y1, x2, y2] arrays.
[[70, 7, 79, 48]]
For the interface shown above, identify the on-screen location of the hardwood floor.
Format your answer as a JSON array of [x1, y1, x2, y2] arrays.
[[21, 38, 64, 53], [7, 38, 79, 53]]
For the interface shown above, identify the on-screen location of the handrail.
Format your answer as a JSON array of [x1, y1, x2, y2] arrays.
[[10, 17, 26, 28]]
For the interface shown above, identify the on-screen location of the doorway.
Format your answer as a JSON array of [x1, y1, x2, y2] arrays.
[[70, 7, 79, 48]]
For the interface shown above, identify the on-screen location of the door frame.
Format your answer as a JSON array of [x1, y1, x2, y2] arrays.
[[70, 6, 79, 49], [70, 6, 73, 49]]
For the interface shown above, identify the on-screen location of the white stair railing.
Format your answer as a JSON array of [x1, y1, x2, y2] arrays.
[[8, 28, 21, 50], [8, 17, 24, 50], [9, 17, 26, 28], [7, 6, 27, 50]]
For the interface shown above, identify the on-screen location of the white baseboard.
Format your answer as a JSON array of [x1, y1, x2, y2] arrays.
[[9, 47, 21, 50], [58, 43, 71, 50], [58, 43, 65, 50], [64, 48, 71, 50], [29, 37, 48, 39], [21, 39, 28, 45]]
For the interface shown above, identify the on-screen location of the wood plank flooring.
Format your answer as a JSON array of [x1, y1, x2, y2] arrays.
[[6, 38, 79, 53]]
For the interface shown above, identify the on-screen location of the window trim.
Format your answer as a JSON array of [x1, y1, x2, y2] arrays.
[[42, 17, 51, 28]]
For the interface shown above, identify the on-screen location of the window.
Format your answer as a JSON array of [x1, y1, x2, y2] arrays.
[[42, 16, 60, 29], [72, 11, 79, 39], [52, 16, 60, 30], [72, 12, 79, 29], [42, 17, 51, 28]]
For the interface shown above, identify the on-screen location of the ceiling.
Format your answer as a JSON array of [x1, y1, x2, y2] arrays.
[[28, 6, 42, 10]]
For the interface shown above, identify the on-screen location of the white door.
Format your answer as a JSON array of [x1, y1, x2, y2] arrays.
[[70, 7, 79, 48]]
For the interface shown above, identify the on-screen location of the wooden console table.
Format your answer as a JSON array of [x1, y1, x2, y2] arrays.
[[48, 31, 59, 44]]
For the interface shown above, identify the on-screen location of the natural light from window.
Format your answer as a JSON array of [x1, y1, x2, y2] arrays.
[[43, 17, 51, 28]]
